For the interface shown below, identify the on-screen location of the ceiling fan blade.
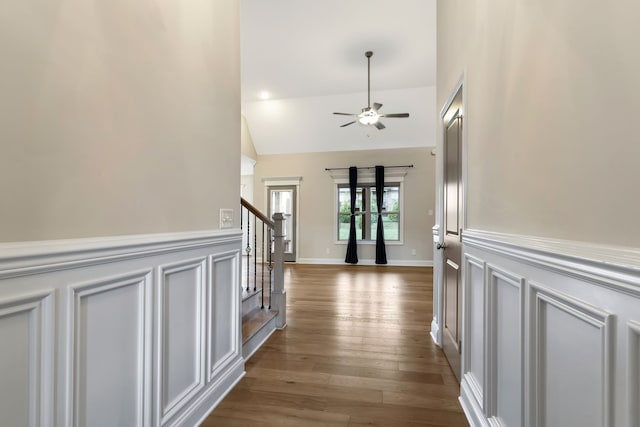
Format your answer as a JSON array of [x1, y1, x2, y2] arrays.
[[340, 121, 357, 127], [333, 112, 356, 116], [380, 113, 410, 118], [374, 121, 386, 130], [373, 102, 383, 111]]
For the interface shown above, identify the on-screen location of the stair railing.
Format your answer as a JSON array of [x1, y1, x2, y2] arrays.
[[240, 198, 286, 328]]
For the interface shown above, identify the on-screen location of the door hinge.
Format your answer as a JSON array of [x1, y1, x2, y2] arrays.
[[459, 341, 462, 354]]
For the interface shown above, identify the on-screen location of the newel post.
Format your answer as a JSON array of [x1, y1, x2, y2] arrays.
[[271, 213, 287, 329]]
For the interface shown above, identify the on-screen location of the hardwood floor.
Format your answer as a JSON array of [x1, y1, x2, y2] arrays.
[[202, 264, 469, 427]]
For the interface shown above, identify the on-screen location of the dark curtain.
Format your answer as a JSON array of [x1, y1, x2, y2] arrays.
[[345, 166, 358, 264], [375, 165, 387, 264]]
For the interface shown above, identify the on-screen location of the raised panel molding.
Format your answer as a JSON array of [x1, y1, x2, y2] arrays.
[[66, 271, 152, 427], [208, 251, 241, 382], [457, 232, 637, 427], [156, 258, 207, 425], [530, 283, 613, 427], [0, 231, 244, 427], [462, 254, 486, 411], [629, 320, 640, 427], [486, 266, 525, 427], [0, 291, 54, 427]]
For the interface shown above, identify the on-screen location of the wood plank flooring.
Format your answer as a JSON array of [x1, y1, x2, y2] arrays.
[[202, 264, 469, 427]]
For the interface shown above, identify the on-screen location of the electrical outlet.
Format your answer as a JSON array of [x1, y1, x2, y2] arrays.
[[220, 209, 233, 229], [411, 249, 417, 256]]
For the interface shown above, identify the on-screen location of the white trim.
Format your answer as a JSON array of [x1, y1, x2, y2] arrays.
[[629, 320, 640, 427], [331, 176, 405, 185], [207, 251, 242, 382], [462, 254, 486, 411], [460, 377, 491, 427], [263, 180, 301, 262], [529, 282, 614, 427], [67, 270, 153, 427], [172, 359, 245, 427], [0, 290, 55, 427], [328, 169, 410, 181], [463, 229, 640, 270], [261, 177, 302, 186], [296, 258, 433, 267], [156, 258, 207, 424], [463, 229, 640, 295], [0, 230, 242, 279], [485, 266, 525, 425]]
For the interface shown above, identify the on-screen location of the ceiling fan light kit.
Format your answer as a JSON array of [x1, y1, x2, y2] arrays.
[[334, 51, 410, 130]]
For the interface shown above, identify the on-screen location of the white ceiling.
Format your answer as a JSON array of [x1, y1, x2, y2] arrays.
[[240, 0, 436, 155]]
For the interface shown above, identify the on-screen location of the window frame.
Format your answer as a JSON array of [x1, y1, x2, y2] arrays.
[[334, 177, 404, 245]]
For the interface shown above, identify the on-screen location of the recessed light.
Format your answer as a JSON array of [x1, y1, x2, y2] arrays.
[[259, 91, 270, 100]]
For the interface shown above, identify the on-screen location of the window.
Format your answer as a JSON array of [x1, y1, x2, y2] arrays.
[[337, 183, 400, 241]]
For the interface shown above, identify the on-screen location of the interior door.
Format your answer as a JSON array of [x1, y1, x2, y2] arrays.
[[268, 186, 296, 262], [442, 87, 463, 382]]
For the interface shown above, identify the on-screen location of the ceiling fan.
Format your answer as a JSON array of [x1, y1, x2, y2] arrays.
[[334, 51, 410, 130]]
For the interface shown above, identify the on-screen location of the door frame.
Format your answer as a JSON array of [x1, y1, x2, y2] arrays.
[[262, 177, 301, 262], [433, 74, 468, 349]]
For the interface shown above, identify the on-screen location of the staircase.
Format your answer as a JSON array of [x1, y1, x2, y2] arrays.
[[240, 198, 286, 360]]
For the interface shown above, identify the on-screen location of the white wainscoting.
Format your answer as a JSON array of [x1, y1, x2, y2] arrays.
[[0, 230, 244, 427], [445, 230, 640, 427]]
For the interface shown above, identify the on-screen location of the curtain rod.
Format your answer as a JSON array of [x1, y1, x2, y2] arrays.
[[324, 164, 414, 171]]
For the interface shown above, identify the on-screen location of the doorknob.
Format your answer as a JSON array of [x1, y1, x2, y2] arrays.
[[436, 242, 447, 250]]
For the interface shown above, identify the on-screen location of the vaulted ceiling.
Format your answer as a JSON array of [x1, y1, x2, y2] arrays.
[[240, 0, 437, 155]]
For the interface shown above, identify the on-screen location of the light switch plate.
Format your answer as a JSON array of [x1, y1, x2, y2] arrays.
[[220, 209, 233, 229]]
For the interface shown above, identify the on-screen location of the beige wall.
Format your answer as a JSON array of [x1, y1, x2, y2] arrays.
[[0, 0, 240, 242], [241, 115, 257, 161], [241, 174, 254, 204], [437, 0, 640, 247], [253, 148, 436, 263]]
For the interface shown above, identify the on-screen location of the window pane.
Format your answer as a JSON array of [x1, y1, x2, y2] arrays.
[[338, 187, 351, 213], [337, 213, 348, 240], [370, 189, 377, 212], [384, 186, 399, 212], [371, 213, 399, 241], [337, 186, 364, 240], [370, 186, 399, 212]]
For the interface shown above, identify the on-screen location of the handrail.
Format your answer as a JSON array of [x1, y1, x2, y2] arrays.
[[241, 198, 274, 228]]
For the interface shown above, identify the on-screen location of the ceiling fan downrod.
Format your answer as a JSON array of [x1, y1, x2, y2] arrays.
[[366, 51, 373, 109]]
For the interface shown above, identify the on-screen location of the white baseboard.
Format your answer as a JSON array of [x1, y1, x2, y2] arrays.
[[296, 258, 433, 267], [459, 377, 489, 427], [430, 316, 441, 346]]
